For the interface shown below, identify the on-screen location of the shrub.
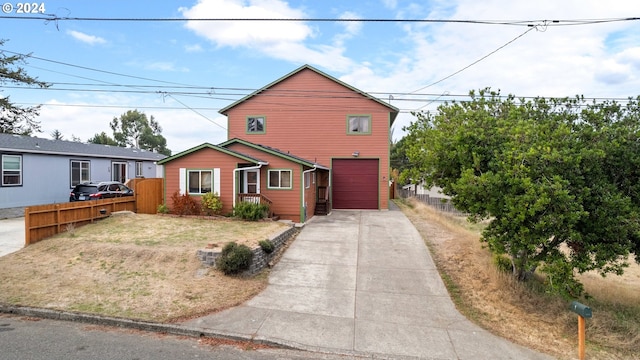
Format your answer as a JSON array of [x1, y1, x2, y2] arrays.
[[216, 242, 253, 275], [259, 239, 275, 254], [170, 190, 200, 216], [233, 201, 269, 221], [493, 254, 512, 274], [157, 204, 169, 214], [201, 192, 223, 215]]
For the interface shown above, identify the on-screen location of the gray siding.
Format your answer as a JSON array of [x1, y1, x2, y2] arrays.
[[0, 153, 161, 208]]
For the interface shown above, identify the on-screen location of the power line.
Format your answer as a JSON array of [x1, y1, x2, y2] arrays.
[[1, 15, 638, 26]]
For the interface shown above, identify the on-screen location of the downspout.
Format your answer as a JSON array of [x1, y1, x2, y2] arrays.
[[301, 166, 317, 222], [233, 162, 267, 208]]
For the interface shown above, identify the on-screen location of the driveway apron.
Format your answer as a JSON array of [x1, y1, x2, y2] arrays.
[[184, 210, 552, 360]]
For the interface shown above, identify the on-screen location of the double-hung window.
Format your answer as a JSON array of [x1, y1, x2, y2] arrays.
[[70, 160, 90, 187], [246, 116, 265, 134], [135, 161, 143, 177], [188, 170, 213, 194], [347, 115, 371, 134], [268, 169, 292, 189], [2, 154, 22, 186]]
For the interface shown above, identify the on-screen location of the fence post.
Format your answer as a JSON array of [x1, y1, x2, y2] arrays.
[[24, 207, 30, 246]]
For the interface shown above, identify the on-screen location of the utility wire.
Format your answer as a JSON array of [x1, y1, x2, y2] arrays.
[[1, 15, 638, 26]]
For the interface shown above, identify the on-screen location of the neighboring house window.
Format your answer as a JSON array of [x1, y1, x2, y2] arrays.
[[112, 161, 128, 183], [2, 154, 22, 186], [188, 170, 213, 194], [246, 116, 265, 134], [347, 115, 371, 134], [135, 161, 143, 177], [268, 169, 292, 189], [70, 160, 91, 187]]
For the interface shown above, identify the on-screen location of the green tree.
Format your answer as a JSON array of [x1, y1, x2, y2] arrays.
[[404, 88, 640, 297], [0, 40, 50, 134], [50, 129, 64, 140], [87, 131, 118, 145], [109, 110, 171, 155]]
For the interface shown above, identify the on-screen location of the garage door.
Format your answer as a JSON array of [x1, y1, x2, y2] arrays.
[[332, 159, 379, 209]]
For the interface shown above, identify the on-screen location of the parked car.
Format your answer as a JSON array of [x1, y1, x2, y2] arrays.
[[69, 181, 134, 201]]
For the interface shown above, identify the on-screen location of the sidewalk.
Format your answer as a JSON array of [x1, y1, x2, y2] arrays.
[[0, 217, 24, 257], [183, 210, 554, 360]]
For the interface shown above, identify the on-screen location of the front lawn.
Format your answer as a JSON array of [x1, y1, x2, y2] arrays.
[[0, 212, 290, 322]]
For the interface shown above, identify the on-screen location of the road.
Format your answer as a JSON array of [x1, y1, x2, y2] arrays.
[[0, 314, 360, 360]]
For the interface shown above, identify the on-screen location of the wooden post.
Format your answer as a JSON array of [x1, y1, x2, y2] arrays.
[[578, 315, 586, 360], [24, 207, 30, 246]]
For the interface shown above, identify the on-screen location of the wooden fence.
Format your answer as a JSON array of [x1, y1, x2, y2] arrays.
[[24, 178, 164, 246]]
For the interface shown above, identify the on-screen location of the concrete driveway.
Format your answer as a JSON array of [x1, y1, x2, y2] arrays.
[[0, 217, 25, 257], [184, 209, 553, 359]]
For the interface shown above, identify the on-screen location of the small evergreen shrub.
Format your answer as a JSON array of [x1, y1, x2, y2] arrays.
[[201, 192, 223, 215], [170, 190, 200, 216], [157, 203, 169, 214], [216, 242, 253, 275], [259, 239, 275, 254], [233, 201, 269, 221]]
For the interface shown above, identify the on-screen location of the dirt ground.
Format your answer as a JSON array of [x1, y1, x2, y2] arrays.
[[396, 198, 640, 360], [0, 212, 290, 322]]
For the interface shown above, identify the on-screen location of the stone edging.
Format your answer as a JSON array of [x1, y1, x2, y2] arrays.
[[196, 224, 300, 275]]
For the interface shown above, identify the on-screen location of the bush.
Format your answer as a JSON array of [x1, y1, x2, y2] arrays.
[[493, 254, 512, 274], [170, 190, 200, 216], [157, 204, 169, 214], [259, 239, 275, 254], [233, 201, 269, 221], [201, 192, 223, 215], [216, 242, 253, 275]]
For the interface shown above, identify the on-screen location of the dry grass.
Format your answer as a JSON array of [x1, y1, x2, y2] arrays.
[[396, 198, 640, 360], [0, 212, 290, 322]]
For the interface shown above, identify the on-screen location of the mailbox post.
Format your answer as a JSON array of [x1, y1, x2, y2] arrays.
[[570, 301, 592, 360]]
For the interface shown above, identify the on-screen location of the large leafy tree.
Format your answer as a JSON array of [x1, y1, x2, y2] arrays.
[[403, 88, 640, 297], [0, 40, 49, 134], [87, 131, 118, 146], [108, 110, 171, 156]]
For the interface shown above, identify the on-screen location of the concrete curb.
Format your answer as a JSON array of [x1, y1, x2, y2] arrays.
[[0, 304, 284, 348], [0, 304, 426, 359]]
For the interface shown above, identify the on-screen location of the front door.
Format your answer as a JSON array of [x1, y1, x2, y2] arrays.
[[244, 170, 259, 194]]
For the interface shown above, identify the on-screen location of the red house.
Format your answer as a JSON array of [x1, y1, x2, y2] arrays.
[[158, 65, 399, 222]]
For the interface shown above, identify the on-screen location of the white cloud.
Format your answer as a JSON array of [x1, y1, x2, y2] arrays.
[[185, 44, 204, 52], [66, 30, 106, 45], [145, 62, 190, 72], [179, 0, 355, 72]]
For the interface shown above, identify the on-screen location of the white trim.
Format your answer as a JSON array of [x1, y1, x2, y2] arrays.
[[179, 168, 186, 195], [214, 168, 221, 195]]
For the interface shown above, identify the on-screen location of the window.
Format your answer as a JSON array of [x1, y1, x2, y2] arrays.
[[268, 169, 292, 189], [188, 170, 213, 194], [135, 161, 143, 177], [246, 116, 265, 133], [347, 115, 371, 134], [304, 172, 311, 189], [112, 162, 127, 183], [70, 160, 91, 187], [2, 154, 22, 186]]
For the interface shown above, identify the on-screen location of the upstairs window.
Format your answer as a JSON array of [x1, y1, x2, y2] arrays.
[[2, 154, 22, 186], [347, 115, 371, 134], [246, 116, 266, 134]]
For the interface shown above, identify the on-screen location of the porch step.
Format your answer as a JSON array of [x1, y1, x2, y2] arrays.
[[315, 202, 328, 215]]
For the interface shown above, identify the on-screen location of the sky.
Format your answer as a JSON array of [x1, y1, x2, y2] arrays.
[[2, 0, 640, 154]]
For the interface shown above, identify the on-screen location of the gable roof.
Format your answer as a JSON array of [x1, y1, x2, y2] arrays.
[[0, 133, 166, 161], [218, 64, 399, 123], [157, 142, 267, 165], [219, 138, 329, 169]]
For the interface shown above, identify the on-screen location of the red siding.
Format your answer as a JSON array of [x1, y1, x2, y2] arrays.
[[227, 143, 304, 222], [163, 148, 246, 215], [225, 68, 391, 210]]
